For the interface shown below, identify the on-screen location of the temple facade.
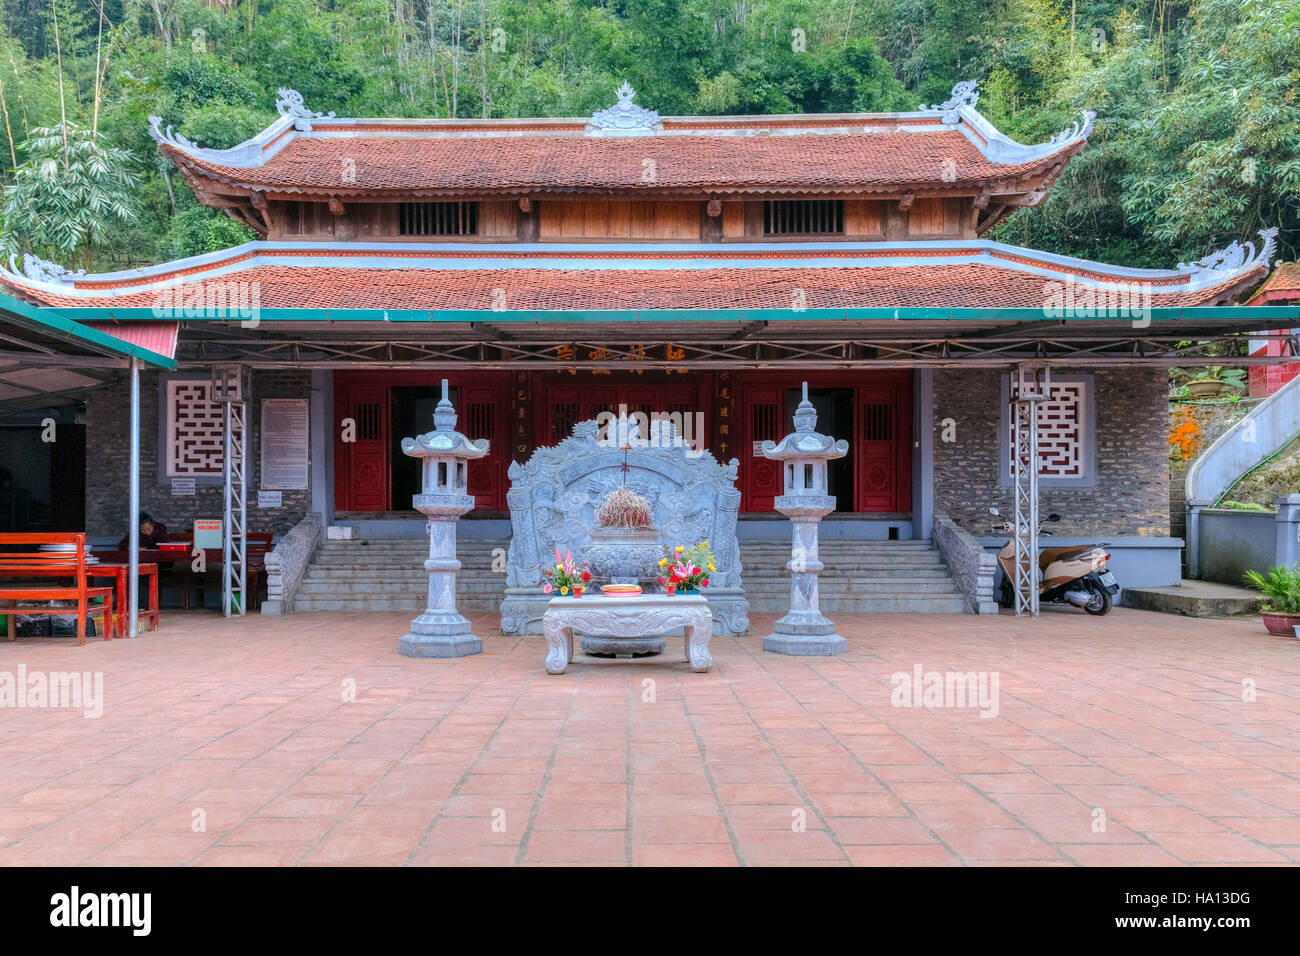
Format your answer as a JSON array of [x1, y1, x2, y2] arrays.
[[0, 81, 1287, 611]]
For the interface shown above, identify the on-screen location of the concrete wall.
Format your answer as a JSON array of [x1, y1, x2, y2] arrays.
[[933, 367, 1169, 537], [85, 368, 313, 542], [977, 536, 1185, 591], [1196, 509, 1277, 585]]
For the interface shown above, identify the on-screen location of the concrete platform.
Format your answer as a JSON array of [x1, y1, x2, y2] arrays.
[[1121, 580, 1265, 618]]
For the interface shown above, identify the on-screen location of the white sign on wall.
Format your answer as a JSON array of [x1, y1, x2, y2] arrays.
[[258, 490, 283, 508], [194, 519, 222, 549], [260, 398, 310, 491], [171, 477, 195, 496]]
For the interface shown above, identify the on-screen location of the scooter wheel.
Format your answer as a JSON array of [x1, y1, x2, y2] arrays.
[[1083, 585, 1112, 616]]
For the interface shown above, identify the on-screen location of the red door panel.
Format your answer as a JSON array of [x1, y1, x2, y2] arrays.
[[742, 386, 784, 512], [857, 387, 897, 511], [338, 384, 389, 511], [461, 385, 504, 510]]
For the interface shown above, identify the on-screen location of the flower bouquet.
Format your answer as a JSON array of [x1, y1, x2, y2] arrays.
[[657, 540, 717, 595], [542, 549, 591, 597]]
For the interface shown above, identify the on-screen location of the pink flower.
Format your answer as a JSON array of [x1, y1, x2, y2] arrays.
[[543, 583, 553, 594]]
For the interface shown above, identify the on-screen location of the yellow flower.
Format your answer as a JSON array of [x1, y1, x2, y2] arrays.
[[658, 558, 668, 567], [675, 545, 683, 552], [556, 563, 563, 570], [560, 586, 569, 595], [708, 563, 716, 572]]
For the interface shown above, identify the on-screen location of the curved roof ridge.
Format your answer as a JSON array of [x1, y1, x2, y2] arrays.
[[0, 234, 1276, 308], [148, 80, 1095, 172]]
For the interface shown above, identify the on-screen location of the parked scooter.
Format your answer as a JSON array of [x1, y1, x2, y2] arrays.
[[987, 508, 1120, 615]]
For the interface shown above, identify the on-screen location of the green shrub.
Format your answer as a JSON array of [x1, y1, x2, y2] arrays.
[[1243, 564, 1300, 614]]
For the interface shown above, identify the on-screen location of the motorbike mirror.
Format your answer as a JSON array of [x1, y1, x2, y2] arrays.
[[988, 507, 1001, 516], [1047, 513, 1061, 522]]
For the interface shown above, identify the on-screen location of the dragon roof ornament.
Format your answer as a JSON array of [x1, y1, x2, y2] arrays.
[[1176, 227, 1279, 284], [147, 114, 202, 152], [4, 253, 86, 286], [1048, 109, 1096, 146], [275, 88, 336, 132], [586, 82, 664, 136], [920, 80, 980, 124]]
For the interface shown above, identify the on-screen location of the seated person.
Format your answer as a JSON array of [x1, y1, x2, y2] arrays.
[[118, 512, 170, 550]]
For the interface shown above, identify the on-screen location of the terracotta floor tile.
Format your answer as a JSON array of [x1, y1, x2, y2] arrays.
[[3, 607, 1297, 866]]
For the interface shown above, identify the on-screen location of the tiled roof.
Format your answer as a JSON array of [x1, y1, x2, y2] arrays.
[[162, 129, 1081, 196], [149, 82, 1096, 200], [1249, 262, 1300, 303], [0, 241, 1264, 311]]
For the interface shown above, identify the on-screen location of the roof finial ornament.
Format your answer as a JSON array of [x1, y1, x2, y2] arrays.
[[586, 81, 664, 136], [275, 88, 336, 132], [433, 377, 457, 431], [5, 253, 85, 286], [793, 381, 817, 433], [147, 114, 202, 152], [920, 80, 979, 124], [1176, 227, 1279, 284], [1048, 109, 1096, 146]]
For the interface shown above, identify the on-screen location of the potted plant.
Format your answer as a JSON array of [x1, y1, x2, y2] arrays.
[[1242, 563, 1300, 636], [542, 549, 591, 597], [1186, 366, 1247, 399], [658, 541, 716, 594]]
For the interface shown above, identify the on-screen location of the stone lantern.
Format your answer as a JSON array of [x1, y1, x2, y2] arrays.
[[760, 383, 850, 656], [398, 379, 490, 658]]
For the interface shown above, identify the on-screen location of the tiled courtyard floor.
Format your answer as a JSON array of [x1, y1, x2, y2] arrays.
[[2, 607, 1299, 866]]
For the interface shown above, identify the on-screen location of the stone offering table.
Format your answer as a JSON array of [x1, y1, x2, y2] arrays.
[[542, 594, 713, 675]]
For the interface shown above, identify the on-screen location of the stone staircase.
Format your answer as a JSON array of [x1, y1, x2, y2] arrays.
[[292, 537, 965, 614], [739, 539, 966, 613]]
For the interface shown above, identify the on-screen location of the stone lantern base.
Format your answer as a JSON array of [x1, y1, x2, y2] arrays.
[[762, 611, 847, 657], [399, 608, 482, 658]]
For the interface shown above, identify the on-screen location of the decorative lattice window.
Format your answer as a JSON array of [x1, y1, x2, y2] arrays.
[[399, 201, 479, 236], [1005, 377, 1090, 483], [763, 200, 844, 236], [165, 379, 241, 477]]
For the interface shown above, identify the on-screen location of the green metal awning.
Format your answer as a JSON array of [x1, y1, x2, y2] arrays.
[[0, 293, 177, 369]]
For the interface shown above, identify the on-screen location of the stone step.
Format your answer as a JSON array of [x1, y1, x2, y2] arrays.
[[1121, 581, 1265, 618], [295, 536, 964, 614], [750, 595, 967, 613], [295, 593, 969, 614]]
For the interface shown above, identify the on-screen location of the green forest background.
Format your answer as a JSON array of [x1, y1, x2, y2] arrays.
[[0, 0, 1295, 275]]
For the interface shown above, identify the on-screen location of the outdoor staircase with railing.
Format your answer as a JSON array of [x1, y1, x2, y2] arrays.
[[292, 536, 966, 614]]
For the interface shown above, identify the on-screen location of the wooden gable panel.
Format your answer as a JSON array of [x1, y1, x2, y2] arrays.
[[721, 201, 746, 238], [907, 198, 945, 236], [478, 200, 517, 238], [844, 200, 885, 237]]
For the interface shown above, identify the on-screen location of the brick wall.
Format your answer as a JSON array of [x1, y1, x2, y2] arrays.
[[85, 369, 313, 541], [933, 367, 1169, 536]]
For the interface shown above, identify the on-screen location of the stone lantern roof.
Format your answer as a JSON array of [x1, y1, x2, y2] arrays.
[[761, 383, 849, 461], [400, 379, 490, 460]]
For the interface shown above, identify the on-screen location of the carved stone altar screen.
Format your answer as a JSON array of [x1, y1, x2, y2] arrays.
[[501, 419, 748, 635]]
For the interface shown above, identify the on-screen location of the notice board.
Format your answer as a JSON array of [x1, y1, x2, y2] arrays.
[[260, 398, 310, 491]]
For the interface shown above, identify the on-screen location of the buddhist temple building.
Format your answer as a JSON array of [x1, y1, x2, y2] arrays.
[[0, 80, 1293, 616]]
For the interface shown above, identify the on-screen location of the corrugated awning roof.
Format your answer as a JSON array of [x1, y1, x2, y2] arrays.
[[80, 320, 179, 360]]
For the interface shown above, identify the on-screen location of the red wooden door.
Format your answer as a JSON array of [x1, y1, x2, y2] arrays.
[[742, 386, 785, 512], [338, 384, 389, 511], [461, 385, 505, 510], [856, 381, 911, 513]]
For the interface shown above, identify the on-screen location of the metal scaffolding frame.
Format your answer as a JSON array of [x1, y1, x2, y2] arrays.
[[1010, 365, 1050, 617], [213, 366, 247, 617], [172, 326, 1300, 371]]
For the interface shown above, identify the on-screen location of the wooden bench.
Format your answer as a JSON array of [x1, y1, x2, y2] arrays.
[[0, 533, 116, 644]]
